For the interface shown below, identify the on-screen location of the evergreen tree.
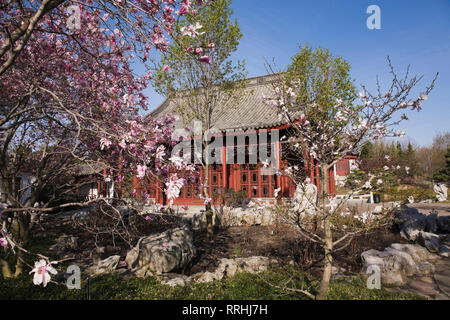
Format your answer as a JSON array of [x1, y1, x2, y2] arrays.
[[433, 148, 450, 184], [360, 141, 373, 158], [396, 141, 403, 159]]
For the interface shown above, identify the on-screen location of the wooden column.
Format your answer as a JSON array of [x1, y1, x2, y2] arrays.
[[328, 166, 336, 195], [275, 140, 282, 194], [315, 160, 320, 193], [222, 133, 227, 190]]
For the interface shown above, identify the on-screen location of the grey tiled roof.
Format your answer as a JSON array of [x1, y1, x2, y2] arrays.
[[72, 162, 105, 176], [150, 74, 288, 132]]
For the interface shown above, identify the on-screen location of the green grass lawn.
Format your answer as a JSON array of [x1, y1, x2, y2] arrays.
[[0, 266, 425, 300]]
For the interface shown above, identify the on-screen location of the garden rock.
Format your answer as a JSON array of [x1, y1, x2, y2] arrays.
[[425, 213, 438, 234], [439, 245, 450, 258], [160, 274, 192, 287], [418, 232, 441, 253], [94, 255, 121, 275], [361, 243, 439, 286], [390, 243, 438, 261], [196, 271, 217, 283], [48, 234, 78, 255], [194, 256, 272, 284], [434, 184, 448, 202], [437, 216, 450, 233], [400, 218, 426, 241], [219, 207, 273, 227], [125, 227, 195, 276]]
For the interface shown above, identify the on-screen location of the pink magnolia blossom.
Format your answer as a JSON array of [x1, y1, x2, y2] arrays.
[[136, 164, 147, 179], [199, 55, 211, 64], [0, 237, 7, 248]]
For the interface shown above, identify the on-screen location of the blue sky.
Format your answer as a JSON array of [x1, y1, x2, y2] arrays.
[[146, 0, 450, 146]]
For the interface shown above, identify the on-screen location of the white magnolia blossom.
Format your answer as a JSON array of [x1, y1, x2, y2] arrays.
[[419, 93, 428, 101], [155, 145, 166, 160], [359, 91, 367, 100], [395, 130, 406, 137], [29, 260, 58, 287], [340, 209, 351, 217], [169, 155, 186, 170], [99, 137, 112, 150], [180, 22, 204, 38], [362, 181, 372, 189], [262, 159, 271, 168], [274, 188, 281, 197], [165, 175, 184, 205]]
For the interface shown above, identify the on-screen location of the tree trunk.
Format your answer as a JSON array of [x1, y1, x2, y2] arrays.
[[203, 143, 215, 242], [1, 259, 13, 278], [318, 218, 333, 300], [317, 164, 333, 300], [14, 249, 25, 277], [11, 213, 29, 277]]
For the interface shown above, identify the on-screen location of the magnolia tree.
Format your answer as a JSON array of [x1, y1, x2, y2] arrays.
[[263, 45, 438, 299], [0, 0, 212, 283], [152, 0, 247, 240]]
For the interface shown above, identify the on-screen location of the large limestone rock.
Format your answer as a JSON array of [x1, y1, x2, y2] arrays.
[[125, 227, 195, 276], [361, 243, 438, 285], [293, 183, 318, 215], [390, 243, 438, 261], [434, 183, 448, 202], [219, 207, 274, 227]]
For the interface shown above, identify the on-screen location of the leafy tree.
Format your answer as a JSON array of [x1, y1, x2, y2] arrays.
[[153, 0, 247, 240]]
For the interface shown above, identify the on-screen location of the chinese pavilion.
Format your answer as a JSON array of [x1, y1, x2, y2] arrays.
[[133, 75, 340, 206]]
